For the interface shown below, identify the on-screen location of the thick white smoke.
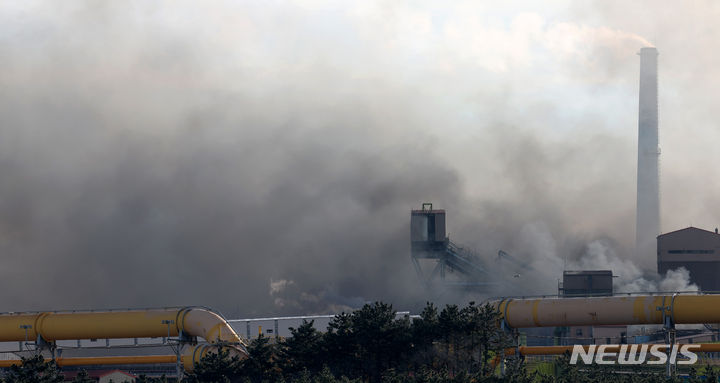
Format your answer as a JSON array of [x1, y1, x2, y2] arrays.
[[570, 240, 698, 293], [492, 226, 698, 297], [0, 1, 717, 316]]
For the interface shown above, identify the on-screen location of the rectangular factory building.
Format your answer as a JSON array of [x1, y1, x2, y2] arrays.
[[657, 226, 720, 291], [559, 270, 613, 297], [556, 270, 617, 345], [410, 204, 447, 254]]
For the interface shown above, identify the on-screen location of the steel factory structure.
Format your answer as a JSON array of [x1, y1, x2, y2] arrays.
[[410, 203, 495, 290], [404, 46, 720, 377], [0, 47, 715, 380], [657, 227, 720, 291]]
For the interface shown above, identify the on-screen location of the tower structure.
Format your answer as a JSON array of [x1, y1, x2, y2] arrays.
[[410, 203, 492, 290], [636, 47, 660, 260]]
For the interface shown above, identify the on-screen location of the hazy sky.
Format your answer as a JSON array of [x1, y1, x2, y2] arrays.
[[1, 1, 718, 316]]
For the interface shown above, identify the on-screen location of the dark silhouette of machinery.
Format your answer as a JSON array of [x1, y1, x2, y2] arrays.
[[410, 203, 493, 290]]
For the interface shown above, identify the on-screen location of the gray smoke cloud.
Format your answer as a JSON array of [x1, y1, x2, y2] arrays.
[[0, 1, 716, 317]]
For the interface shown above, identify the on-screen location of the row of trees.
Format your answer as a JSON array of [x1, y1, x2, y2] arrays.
[[0, 355, 93, 383], [188, 301, 512, 382], [185, 301, 720, 382]]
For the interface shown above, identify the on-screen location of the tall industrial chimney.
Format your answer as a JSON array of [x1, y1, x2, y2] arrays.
[[636, 47, 660, 260]]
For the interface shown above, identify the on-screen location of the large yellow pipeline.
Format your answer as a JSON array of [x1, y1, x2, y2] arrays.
[[0, 307, 247, 372], [0, 350, 239, 373], [492, 294, 720, 328], [0, 307, 242, 343], [0, 354, 237, 371], [0, 355, 178, 368], [0, 348, 239, 373]]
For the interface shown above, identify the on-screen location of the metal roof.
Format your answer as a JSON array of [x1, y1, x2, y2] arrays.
[[658, 226, 720, 237]]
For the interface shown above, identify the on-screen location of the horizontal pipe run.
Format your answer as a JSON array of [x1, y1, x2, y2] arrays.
[[0, 307, 244, 345], [0, 348, 243, 372], [492, 294, 720, 328], [0, 307, 248, 372], [0, 346, 246, 372], [0, 355, 178, 368], [230, 312, 414, 322]]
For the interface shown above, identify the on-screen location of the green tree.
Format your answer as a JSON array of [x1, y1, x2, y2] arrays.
[[323, 312, 356, 378], [501, 357, 535, 383], [438, 304, 464, 372], [284, 320, 324, 375], [72, 370, 95, 383], [706, 363, 720, 383], [3, 355, 64, 383], [411, 302, 440, 371], [350, 302, 412, 382], [185, 346, 242, 383], [462, 302, 512, 375], [238, 334, 284, 382], [313, 366, 347, 383]]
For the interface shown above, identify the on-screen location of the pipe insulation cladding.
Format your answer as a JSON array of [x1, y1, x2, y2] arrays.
[[0, 307, 242, 343], [492, 294, 720, 328], [0, 307, 247, 371]]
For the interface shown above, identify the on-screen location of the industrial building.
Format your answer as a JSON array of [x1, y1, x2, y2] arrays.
[[410, 203, 492, 289], [657, 226, 720, 291], [558, 270, 613, 297], [410, 204, 447, 254], [555, 271, 625, 345]]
